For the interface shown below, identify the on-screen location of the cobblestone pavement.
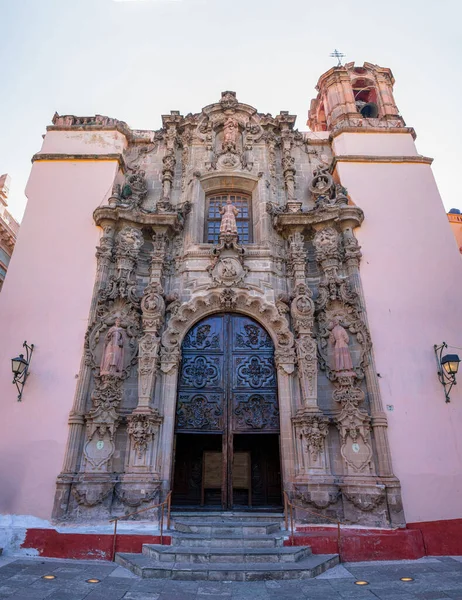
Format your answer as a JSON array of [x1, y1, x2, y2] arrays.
[[0, 555, 461, 599]]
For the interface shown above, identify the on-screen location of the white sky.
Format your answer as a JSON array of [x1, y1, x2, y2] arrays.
[[1, 0, 461, 221]]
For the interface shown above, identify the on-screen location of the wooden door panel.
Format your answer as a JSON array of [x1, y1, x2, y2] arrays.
[[174, 314, 281, 508]]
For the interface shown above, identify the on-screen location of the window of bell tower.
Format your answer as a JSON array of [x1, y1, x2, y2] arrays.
[[352, 78, 379, 118]]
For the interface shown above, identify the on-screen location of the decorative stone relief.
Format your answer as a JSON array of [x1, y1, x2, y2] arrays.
[[119, 170, 148, 210], [86, 309, 140, 380], [83, 376, 122, 471], [161, 289, 295, 375], [299, 415, 330, 461], [72, 482, 114, 507], [295, 336, 318, 402], [334, 382, 373, 474], [99, 226, 144, 305], [127, 412, 162, 459], [291, 284, 315, 334]]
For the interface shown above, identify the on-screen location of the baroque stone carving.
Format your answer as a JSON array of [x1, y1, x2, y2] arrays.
[[291, 283, 315, 333], [299, 415, 330, 460], [99, 226, 144, 305], [342, 488, 386, 512], [83, 376, 122, 470], [86, 309, 140, 380], [120, 170, 148, 209], [161, 289, 294, 375], [313, 227, 340, 264], [329, 317, 355, 375], [334, 381, 373, 474], [295, 336, 318, 401], [114, 482, 160, 508], [126, 412, 162, 459], [100, 318, 126, 378], [294, 486, 340, 511], [72, 482, 114, 507], [219, 197, 239, 235], [309, 164, 334, 197]]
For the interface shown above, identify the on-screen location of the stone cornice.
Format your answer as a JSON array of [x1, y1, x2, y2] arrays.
[[332, 154, 433, 167], [273, 205, 364, 235], [93, 206, 183, 234], [32, 153, 126, 170], [330, 126, 416, 140]]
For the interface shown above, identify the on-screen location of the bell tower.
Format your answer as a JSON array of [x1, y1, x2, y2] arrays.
[[306, 60, 462, 531], [308, 62, 404, 132]]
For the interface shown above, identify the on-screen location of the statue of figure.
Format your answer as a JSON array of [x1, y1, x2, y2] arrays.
[[223, 116, 239, 149], [219, 197, 239, 236], [100, 318, 125, 377], [329, 317, 354, 373]]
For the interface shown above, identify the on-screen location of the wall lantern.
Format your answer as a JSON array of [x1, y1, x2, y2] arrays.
[[434, 342, 460, 403], [11, 341, 34, 401]]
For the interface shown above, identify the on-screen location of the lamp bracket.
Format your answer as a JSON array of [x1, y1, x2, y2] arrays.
[[434, 341, 457, 403], [12, 341, 34, 401]]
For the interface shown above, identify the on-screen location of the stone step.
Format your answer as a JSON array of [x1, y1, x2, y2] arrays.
[[173, 520, 280, 535], [171, 533, 285, 548], [115, 552, 339, 581], [170, 511, 285, 523], [142, 544, 311, 563]]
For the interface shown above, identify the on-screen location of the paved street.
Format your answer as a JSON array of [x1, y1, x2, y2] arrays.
[[0, 555, 461, 599]]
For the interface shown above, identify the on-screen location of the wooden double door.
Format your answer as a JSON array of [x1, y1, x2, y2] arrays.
[[172, 314, 282, 509]]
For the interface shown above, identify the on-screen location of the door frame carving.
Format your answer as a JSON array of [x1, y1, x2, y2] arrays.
[[158, 289, 296, 500]]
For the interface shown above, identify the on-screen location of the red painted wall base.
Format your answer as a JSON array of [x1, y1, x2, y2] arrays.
[[21, 529, 171, 561], [19, 518, 462, 562], [285, 518, 462, 562]]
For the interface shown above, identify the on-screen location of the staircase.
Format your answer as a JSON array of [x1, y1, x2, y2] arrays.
[[116, 512, 339, 581]]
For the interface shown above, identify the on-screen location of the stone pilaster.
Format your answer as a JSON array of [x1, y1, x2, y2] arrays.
[[53, 222, 115, 519]]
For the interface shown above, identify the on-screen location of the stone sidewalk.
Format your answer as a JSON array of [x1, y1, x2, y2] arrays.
[[0, 555, 461, 599]]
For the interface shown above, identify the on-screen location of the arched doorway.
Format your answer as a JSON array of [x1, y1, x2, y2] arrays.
[[172, 314, 282, 509]]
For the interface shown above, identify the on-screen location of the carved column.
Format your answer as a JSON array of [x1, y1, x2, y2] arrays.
[[73, 226, 143, 514], [276, 111, 300, 212], [340, 223, 405, 526], [159, 112, 182, 207], [286, 230, 333, 506], [53, 222, 116, 519], [119, 231, 168, 507]]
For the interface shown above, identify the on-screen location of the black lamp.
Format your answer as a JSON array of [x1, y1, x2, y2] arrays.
[[434, 342, 460, 403], [11, 341, 34, 401]]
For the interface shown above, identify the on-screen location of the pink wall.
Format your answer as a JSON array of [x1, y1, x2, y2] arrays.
[[41, 130, 127, 155], [334, 132, 462, 524], [0, 131, 123, 519], [334, 132, 419, 157]]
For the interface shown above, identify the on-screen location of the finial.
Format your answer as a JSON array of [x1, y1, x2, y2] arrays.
[[329, 49, 346, 67]]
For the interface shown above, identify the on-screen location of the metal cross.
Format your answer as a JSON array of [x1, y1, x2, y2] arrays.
[[330, 49, 346, 66]]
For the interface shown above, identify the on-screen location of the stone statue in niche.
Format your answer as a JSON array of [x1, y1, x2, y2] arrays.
[[223, 116, 239, 151], [329, 317, 354, 374], [219, 198, 239, 236], [100, 318, 126, 377]]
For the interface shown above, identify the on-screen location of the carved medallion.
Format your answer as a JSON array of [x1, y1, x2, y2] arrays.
[[236, 355, 275, 388], [181, 356, 220, 388]]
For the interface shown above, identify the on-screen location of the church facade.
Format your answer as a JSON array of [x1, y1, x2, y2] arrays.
[[0, 62, 461, 550]]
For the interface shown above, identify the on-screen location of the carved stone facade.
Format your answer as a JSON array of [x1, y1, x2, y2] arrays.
[[0, 174, 19, 292], [53, 65, 406, 528]]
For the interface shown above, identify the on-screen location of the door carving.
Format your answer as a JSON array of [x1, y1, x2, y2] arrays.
[[174, 314, 280, 507]]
